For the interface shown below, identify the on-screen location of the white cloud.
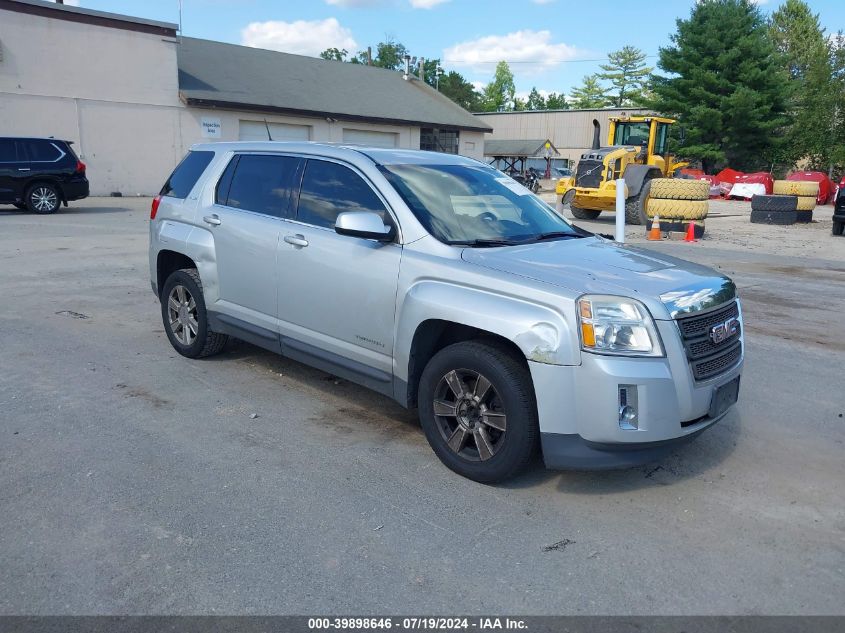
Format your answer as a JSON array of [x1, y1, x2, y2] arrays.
[[444, 30, 583, 72], [52, 0, 80, 5], [410, 0, 450, 7], [241, 18, 357, 57], [750, 0, 769, 4], [531, 0, 556, 4]]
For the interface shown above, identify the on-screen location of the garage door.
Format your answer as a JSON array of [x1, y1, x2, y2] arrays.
[[342, 129, 398, 148], [239, 120, 311, 141]]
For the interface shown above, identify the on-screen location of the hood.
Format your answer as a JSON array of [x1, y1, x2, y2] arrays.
[[461, 237, 733, 320]]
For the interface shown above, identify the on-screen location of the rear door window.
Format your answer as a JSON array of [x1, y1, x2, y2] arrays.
[[296, 159, 388, 229], [0, 140, 18, 162], [225, 154, 302, 218], [161, 150, 214, 199]]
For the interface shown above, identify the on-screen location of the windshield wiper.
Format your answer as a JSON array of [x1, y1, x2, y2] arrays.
[[451, 238, 531, 247], [532, 231, 582, 242]]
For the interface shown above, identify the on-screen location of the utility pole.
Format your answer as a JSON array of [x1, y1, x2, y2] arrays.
[[436, 66, 444, 91]]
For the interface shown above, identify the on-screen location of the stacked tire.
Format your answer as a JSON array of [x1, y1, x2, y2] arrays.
[[750, 195, 798, 225], [773, 180, 818, 223], [645, 178, 709, 237]]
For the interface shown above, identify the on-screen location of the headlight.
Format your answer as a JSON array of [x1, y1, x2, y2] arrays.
[[577, 295, 663, 357]]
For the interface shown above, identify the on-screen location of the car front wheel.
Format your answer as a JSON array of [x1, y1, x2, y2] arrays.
[[418, 340, 539, 483]]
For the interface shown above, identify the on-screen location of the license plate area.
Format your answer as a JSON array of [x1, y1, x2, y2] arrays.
[[709, 376, 740, 418]]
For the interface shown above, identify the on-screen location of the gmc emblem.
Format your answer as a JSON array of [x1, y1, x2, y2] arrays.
[[710, 317, 740, 345]]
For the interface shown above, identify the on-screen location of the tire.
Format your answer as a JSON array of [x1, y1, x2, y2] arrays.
[[833, 220, 844, 236], [750, 194, 798, 212], [418, 340, 539, 483], [750, 209, 797, 225], [646, 198, 708, 220], [26, 182, 61, 214], [161, 268, 228, 359], [624, 178, 653, 225], [570, 204, 601, 220], [796, 196, 816, 211], [795, 210, 813, 223], [649, 178, 709, 201], [773, 180, 819, 197]]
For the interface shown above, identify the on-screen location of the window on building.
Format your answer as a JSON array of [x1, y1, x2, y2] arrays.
[[420, 128, 460, 154], [160, 150, 214, 199], [296, 159, 388, 229], [225, 154, 301, 217]]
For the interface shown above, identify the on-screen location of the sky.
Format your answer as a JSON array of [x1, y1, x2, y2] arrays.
[[54, 0, 845, 99]]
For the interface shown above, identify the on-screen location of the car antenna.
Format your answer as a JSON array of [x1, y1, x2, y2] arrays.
[[263, 119, 273, 141]]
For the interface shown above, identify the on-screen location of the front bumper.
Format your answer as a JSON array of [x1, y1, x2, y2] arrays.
[[529, 317, 743, 470]]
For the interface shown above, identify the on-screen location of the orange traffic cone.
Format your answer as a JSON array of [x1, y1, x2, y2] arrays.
[[647, 215, 662, 241], [684, 221, 697, 242]]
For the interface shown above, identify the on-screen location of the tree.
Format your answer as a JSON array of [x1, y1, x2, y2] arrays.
[[525, 87, 546, 110], [569, 75, 608, 109], [598, 46, 652, 107], [319, 47, 349, 62], [770, 0, 835, 168], [481, 61, 516, 112], [650, 0, 790, 173], [545, 93, 569, 110], [438, 71, 483, 111]]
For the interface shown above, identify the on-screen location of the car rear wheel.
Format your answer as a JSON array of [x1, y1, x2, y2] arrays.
[[27, 183, 61, 214], [418, 340, 539, 483], [161, 268, 228, 358]]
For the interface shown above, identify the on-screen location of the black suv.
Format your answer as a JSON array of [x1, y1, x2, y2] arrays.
[[0, 137, 89, 214]]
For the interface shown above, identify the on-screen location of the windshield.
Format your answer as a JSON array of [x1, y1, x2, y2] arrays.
[[613, 122, 651, 147], [379, 163, 584, 246]]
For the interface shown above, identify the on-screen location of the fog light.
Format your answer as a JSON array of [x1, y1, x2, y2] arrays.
[[618, 385, 639, 430]]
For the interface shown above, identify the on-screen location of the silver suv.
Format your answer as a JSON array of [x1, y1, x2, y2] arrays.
[[149, 142, 743, 482]]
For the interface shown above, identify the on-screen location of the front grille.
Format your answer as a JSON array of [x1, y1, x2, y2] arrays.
[[574, 159, 604, 188], [676, 301, 742, 381]]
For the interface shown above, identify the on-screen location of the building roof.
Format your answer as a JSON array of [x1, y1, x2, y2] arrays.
[[484, 139, 559, 158], [0, 0, 177, 36], [177, 37, 492, 133]]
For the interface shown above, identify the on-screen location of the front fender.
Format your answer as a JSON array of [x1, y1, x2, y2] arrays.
[[624, 164, 662, 198], [394, 280, 580, 384]]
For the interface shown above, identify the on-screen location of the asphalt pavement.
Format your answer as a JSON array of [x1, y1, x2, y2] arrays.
[[0, 198, 842, 615]]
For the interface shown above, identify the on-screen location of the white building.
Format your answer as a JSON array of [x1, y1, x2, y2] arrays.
[[0, 0, 490, 195]]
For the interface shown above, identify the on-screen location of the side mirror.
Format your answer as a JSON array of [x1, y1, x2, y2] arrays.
[[334, 211, 394, 242]]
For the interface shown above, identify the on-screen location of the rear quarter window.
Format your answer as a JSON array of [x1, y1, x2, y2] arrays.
[[161, 150, 215, 199], [26, 140, 63, 162]]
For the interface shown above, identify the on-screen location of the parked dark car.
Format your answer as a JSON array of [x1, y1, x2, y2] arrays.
[[834, 182, 845, 235], [0, 137, 89, 214]]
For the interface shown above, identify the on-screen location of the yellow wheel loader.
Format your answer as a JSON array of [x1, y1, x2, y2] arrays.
[[556, 115, 689, 225]]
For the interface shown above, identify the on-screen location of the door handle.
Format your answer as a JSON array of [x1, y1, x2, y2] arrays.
[[18, 168, 30, 172], [203, 214, 221, 226], [284, 234, 309, 247]]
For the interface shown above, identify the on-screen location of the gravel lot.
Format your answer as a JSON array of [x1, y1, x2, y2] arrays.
[[0, 197, 843, 615]]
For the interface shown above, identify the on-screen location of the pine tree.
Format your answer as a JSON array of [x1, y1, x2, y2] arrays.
[[598, 46, 652, 107], [569, 75, 608, 109], [526, 87, 546, 110], [650, 0, 790, 172]]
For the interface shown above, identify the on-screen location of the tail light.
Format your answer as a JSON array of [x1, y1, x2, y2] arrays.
[[75, 160, 86, 174], [150, 195, 161, 220]]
